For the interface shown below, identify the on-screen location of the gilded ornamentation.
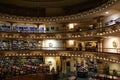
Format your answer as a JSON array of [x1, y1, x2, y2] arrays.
[[112, 40, 118, 48]]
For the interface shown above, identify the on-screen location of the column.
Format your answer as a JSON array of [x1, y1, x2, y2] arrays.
[[70, 57, 76, 72], [56, 57, 61, 72], [10, 22, 14, 32], [62, 57, 67, 74]]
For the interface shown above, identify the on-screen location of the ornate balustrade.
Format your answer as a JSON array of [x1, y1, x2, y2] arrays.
[[0, 24, 120, 39], [0, 48, 120, 64]]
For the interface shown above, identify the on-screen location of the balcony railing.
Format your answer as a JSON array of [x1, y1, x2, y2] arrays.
[[0, 23, 119, 34], [0, 47, 120, 54]]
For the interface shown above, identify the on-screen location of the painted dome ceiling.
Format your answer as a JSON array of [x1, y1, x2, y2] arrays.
[[0, 0, 108, 17]]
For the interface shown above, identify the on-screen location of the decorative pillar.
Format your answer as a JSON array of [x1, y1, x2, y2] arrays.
[[82, 41, 85, 51], [63, 40, 66, 50], [34, 23, 40, 33], [96, 16, 104, 28], [56, 57, 61, 72], [9, 22, 14, 31], [70, 57, 76, 72], [10, 39, 13, 50], [97, 40, 100, 52], [100, 39, 103, 52], [62, 57, 67, 74]]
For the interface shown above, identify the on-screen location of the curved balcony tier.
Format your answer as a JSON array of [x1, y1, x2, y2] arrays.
[[0, 49, 120, 64], [0, 24, 120, 40], [0, 0, 118, 22]]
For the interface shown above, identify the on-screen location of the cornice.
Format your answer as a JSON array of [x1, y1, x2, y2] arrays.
[[0, 0, 118, 23]]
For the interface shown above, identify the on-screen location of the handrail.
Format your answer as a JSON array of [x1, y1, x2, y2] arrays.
[[0, 23, 119, 34], [0, 47, 120, 54]]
